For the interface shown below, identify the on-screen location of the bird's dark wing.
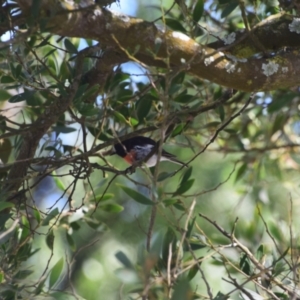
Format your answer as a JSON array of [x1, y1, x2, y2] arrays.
[[113, 136, 156, 157], [129, 136, 156, 146]]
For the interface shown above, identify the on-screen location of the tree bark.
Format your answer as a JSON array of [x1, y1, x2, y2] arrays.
[[14, 0, 300, 91]]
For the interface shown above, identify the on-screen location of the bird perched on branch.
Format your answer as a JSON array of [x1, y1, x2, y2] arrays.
[[110, 136, 187, 168]]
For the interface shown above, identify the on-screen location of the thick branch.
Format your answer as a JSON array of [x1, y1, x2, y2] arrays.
[[4, 45, 120, 201], [15, 1, 300, 91], [5, 74, 82, 198], [208, 13, 298, 56]]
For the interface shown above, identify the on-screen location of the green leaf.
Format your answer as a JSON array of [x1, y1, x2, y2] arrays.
[[213, 291, 229, 299], [113, 111, 128, 124], [118, 185, 154, 205], [223, 128, 237, 134], [173, 203, 186, 211], [256, 244, 264, 261], [171, 124, 185, 137], [66, 233, 76, 251], [180, 167, 193, 186], [240, 254, 251, 275], [174, 179, 194, 195], [0, 213, 12, 231], [129, 117, 139, 127], [193, 0, 204, 22], [193, 26, 204, 37], [174, 94, 194, 103], [235, 163, 247, 182], [168, 84, 181, 95], [78, 103, 99, 116], [267, 94, 294, 113], [204, 121, 221, 128], [187, 264, 199, 281], [59, 60, 71, 80], [162, 228, 177, 263], [115, 251, 134, 269], [171, 72, 185, 85], [0, 202, 14, 212], [136, 94, 154, 122], [157, 171, 175, 182], [190, 242, 206, 251], [218, 105, 225, 121], [64, 39, 78, 53], [273, 260, 286, 276], [45, 49, 56, 58], [15, 269, 34, 279], [0, 137, 11, 165], [82, 84, 100, 100], [269, 222, 284, 242], [36, 35, 52, 48], [14, 64, 22, 79], [20, 216, 30, 241], [52, 126, 77, 134], [87, 127, 110, 140], [163, 198, 178, 206], [46, 230, 55, 250], [187, 217, 196, 238], [165, 18, 186, 33], [35, 277, 47, 295], [106, 72, 130, 91], [42, 208, 59, 226], [93, 193, 114, 203], [9, 91, 34, 103], [0, 90, 11, 101], [73, 83, 89, 101], [70, 222, 81, 231], [1, 75, 15, 83], [44, 147, 61, 159], [33, 209, 41, 224], [273, 293, 289, 300], [273, 247, 289, 266], [221, 2, 239, 18], [271, 114, 286, 135], [171, 278, 191, 300], [86, 219, 103, 230], [53, 177, 65, 191], [49, 258, 64, 288], [100, 204, 124, 213]]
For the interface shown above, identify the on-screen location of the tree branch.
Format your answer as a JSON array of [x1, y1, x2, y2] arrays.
[[208, 13, 298, 56], [14, 1, 300, 91], [3, 45, 116, 202]]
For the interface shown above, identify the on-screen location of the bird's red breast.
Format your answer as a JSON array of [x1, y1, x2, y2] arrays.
[[123, 149, 137, 164]]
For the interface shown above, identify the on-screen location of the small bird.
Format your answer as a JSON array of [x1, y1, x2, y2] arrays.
[[110, 136, 186, 168]]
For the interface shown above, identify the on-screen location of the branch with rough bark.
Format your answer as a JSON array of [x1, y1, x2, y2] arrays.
[[207, 13, 298, 55], [3, 44, 120, 202], [13, 0, 300, 91]]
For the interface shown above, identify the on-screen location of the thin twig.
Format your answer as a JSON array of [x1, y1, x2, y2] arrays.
[[199, 212, 300, 298], [175, 199, 196, 271], [0, 218, 19, 241]]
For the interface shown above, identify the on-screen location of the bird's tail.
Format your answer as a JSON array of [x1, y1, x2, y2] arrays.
[[162, 150, 188, 167]]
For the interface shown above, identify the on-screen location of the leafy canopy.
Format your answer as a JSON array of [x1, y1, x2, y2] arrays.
[[0, 0, 300, 299]]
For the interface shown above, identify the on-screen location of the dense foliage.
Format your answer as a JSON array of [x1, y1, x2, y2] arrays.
[[1, 0, 300, 299]]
